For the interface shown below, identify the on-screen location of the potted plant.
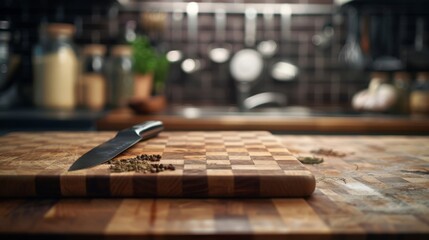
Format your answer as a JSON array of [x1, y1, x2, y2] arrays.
[[131, 36, 168, 98], [130, 36, 169, 113]]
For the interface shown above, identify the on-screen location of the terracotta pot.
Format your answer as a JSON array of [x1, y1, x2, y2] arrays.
[[129, 95, 167, 114], [134, 73, 153, 99]]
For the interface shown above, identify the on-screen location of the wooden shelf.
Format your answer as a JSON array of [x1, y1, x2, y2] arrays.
[[97, 108, 429, 134]]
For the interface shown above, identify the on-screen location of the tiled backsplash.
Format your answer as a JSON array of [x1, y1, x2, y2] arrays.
[[1, 0, 428, 110], [119, 1, 364, 108]]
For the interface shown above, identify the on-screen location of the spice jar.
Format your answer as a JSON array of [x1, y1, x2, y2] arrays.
[[410, 72, 429, 115], [33, 23, 78, 109], [106, 45, 134, 108], [79, 44, 106, 110], [393, 72, 411, 114]]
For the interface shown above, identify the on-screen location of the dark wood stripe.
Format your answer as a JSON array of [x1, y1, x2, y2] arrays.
[[35, 174, 61, 197], [133, 175, 157, 197], [7, 199, 58, 230], [247, 148, 267, 151], [86, 175, 111, 197], [182, 175, 209, 197], [207, 164, 232, 169], [233, 175, 260, 197], [0, 175, 36, 197], [229, 160, 253, 165], [206, 155, 229, 160], [279, 164, 307, 170], [157, 175, 183, 197]]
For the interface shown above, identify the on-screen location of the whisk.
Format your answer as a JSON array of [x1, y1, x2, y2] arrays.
[[338, 7, 365, 69]]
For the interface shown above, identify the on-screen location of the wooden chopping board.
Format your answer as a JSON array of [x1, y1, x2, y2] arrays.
[[0, 131, 315, 198]]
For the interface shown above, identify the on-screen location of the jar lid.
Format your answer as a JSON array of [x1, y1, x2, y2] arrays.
[[46, 23, 75, 36], [111, 45, 132, 56], [416, 72, 429, 82], [0, 32, 10, 41], [82, 44, 106, 55], [394, 72, 411, 82], [370, 72, 389, 82], [0, 20, 10, 30]]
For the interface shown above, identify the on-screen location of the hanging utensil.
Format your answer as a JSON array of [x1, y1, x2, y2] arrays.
[[369, 13, 381, 60], [257, 8, 278, 84], [166, 9, 184, 64], [338, 6, 365, 69], [312, 19, 334, 50], [257, 8, 277, 59], [208, 8, 232, 90], [230, 8, 264, 110], [208, 8, 231, 64], [372, 11, 403, 71], [404, 16, 429, 69], [271, 5, 299, 81], [181, 2, 201, 74], [140, 11, 167, 51], [359, 13, 370, 58], [165, 9, 184, 102], [0, 20, 13, 93]]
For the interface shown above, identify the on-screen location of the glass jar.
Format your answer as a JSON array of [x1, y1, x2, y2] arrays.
[[410, 72, 429, 115], [107, 45, 134, 108], [33, 23, 78, 109], [79, 44, 106, 110], [393, 72, 411, 114]]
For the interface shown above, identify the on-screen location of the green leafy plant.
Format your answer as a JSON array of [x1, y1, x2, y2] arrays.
[[153, 55, 169, 94], [131, 36, 169, 93]]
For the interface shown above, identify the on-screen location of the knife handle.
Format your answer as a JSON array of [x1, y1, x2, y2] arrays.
[[132, 121, 164, 140]]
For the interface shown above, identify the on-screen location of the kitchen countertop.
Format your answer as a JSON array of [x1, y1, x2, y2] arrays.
[[0, 108, 106, 134], [97, 108, 429, 134], [0, 134, 428, 239]]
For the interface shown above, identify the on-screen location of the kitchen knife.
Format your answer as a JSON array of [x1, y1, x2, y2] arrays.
[[68, 121, 163, 171]]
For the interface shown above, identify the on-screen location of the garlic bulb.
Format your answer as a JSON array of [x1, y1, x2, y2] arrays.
[[352, 76, 398, 112]]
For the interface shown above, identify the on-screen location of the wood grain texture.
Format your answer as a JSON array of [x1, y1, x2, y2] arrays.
[[0, 131, 315, 198], [0, 135, 428, 240]]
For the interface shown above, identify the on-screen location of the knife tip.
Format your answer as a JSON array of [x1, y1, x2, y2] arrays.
[[68, 164, 82, 172]]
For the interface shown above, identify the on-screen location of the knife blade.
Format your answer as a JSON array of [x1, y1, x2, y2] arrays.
[[68, 121, 163, 171]]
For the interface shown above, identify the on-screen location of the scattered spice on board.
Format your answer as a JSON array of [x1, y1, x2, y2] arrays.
[[106, 154, 174, 173], [310, 148, 347, 157], [297, 156, 324, 164]]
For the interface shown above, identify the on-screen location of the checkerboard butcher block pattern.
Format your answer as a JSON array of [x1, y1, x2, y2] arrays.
[[0, 131, 315, 198]]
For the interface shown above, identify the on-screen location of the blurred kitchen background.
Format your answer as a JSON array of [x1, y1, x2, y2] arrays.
[[0, 0, 428, 131]]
